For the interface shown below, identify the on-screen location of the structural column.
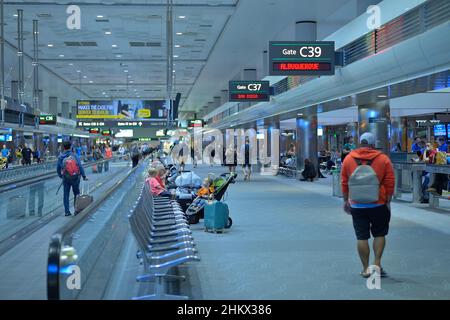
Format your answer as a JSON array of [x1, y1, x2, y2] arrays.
[[71, 105, 78, 120], [390, 116, 404, 152], [11, 80, 18, 103], [37, 90, 43, 111], [61, 101, 70, 119], [261, 50, 268, 79], [296, 108, 319, 174], [358, 101, 390, 153], [207, 101, 214, 114], [294, 21, 318, 174], [49, 96, 58, 115], [295, 21, 317, 42], [260, 117, 280, 174], [213, 96, 221, 109], [220, 89, 228, 105]]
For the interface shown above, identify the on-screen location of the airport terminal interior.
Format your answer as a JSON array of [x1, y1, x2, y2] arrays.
[[0, 0, 450, 301]]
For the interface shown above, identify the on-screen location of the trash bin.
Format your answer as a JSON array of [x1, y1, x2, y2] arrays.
[[332, 169, 342, 198]]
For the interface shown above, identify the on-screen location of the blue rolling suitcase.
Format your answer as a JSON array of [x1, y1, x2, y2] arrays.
[[204, 200, 232, 232]]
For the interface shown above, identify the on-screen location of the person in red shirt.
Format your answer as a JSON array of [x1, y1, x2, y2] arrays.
[[341, 132, 395, 278], [104, 144, 113, 172], [146, 168, 171, 197]]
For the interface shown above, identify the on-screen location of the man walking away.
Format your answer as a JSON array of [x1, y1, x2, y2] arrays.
[[341, 132, 395, 278], [57, 141, 88, 216], [131, 144, 140, 168], [22, 144, 33, 165]]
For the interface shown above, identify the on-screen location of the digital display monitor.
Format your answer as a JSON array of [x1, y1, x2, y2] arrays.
[[39, 114, 57, 125], [434, 124, 446, 137], [0, 134, 11, 141], [269, 41, 335, 76], [76, 100, 169, 120], [447, 124, 450, 138], [229, 81, 270, 102], [187, 119, 204, 128], [156, 129, 167, 137], [89, 128, 100, 134], [115, 129, 133, 138]]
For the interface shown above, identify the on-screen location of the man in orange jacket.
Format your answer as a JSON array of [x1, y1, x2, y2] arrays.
[[341, 132, 395, 278]]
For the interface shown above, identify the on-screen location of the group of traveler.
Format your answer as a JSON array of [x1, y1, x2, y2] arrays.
[[0, 144, 42, 168], [411, 136, 449, 203], [146, 162, 172, 198], [224, 138, 252, 181], [52, 130, 398, 280]]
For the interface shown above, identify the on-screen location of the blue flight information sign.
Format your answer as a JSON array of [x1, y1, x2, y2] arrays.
[[434, 124, 446, 137]]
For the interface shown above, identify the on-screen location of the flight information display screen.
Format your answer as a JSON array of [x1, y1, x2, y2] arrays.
[[229, 81, 270, 102], [76, 100, 168, 120], [269, 41, 335, 76], [434, 124, 446, 137], [188, 119, 204, 128], [39, 115, 57, 125]]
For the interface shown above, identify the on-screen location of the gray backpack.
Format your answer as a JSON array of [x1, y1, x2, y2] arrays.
[[348, 155, 380, 203]]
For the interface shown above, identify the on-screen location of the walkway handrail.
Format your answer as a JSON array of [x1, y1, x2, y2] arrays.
[[46, 159, 146, 300], [0, 156, 121, 192]]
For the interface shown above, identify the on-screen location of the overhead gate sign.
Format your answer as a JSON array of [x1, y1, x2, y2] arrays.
[[269, 41, 335, 76]]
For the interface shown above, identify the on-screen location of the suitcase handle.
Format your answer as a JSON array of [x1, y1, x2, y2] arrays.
[[81, 181, 90, 195]]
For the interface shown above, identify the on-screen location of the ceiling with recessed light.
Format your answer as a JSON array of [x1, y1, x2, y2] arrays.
[[0, 0, 359, 115]]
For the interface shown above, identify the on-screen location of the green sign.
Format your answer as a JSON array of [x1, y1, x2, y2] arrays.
[[39, 115, 57, 125]]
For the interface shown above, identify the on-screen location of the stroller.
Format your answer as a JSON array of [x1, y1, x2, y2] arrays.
[[186, 172, 237, 226], [0, 157, 7, 170]]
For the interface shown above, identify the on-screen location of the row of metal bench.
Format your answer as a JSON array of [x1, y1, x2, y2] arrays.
[[128, 181, 200, 300]]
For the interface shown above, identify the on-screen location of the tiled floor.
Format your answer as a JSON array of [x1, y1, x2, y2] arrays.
[[183, 165, 450, 299]]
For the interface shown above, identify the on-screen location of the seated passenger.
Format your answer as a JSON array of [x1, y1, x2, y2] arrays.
[[197, 176, 215, 197], [146, 168, 171, 197], [428, 137, 449, 196], [301, 158, 317, 182], [156, 166, 167, 187]]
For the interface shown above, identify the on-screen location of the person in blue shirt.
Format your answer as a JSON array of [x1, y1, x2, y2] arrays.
[[411, 137, 422, 153], [57, 141, 88, 216], [75, 145, 82, 158], [437, 137, 448, 152], [1, 144, 10, 169]]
